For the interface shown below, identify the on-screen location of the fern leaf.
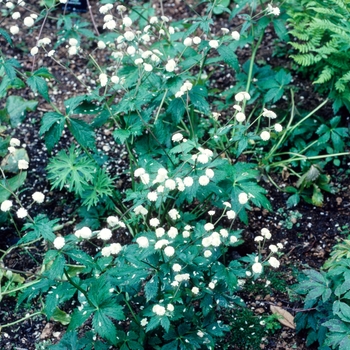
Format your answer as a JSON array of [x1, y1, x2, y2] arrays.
[[313, 66, 334, 84], [290, 53, 317, 66]]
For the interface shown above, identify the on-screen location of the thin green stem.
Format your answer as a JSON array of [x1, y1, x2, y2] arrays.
[[0, 311, 42, 329]]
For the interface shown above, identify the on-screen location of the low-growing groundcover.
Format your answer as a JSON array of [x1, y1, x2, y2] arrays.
[[0, 0, 349, 349]]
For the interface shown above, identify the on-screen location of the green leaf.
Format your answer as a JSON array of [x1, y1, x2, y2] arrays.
[[93, 310, 118, 346], [160, 316, 171, 333], [167, 98, 186, 124], [68, 307, 94, 332], [144, 276, 159, 302], [312, 185, 324, 206], [189, 86, 209, 114], [6, 96, 38, 127], [27, 76, 50, 102], [40, 112, 65, 152], [0, 28, 12, 46], [286, 193, 300, 208], [18, 214, 58, 244], [64, 95, 87, 114], [47, 146, 96, 196], [0, 148, 29, 173], [113, 129, 131, 144], [68, 118, 96, 150], [146, 316, 161, 332], [217, 44, 239, 71], [51, 308, 72, 325]]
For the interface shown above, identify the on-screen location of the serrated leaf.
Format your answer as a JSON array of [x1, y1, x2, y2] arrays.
[[217, 44, 239, 71], [113, 129, 131, 144], [146, 316, 161, 332], [68, 118, 96, 150], [167, 98, 186, 124], [6, 96, 38, 127], [270, 305, 295, 329], [0, 28, 12, 46], [51, 307, 71, 325], [312, 185, 324, 206], [93, 310, 118, 346], [144, 276, 159, 302], [27, 75, 50, 102], [40, 112, 65, 152]]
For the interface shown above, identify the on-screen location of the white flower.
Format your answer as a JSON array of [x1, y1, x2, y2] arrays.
[[161, 15, 169, 22], [171, 281, 179, 287], [99, 4, 113, 14], [221, 28, 229, 34], [204, 250, 212, 258], [235, 112, 246, 122], [204, 223, 214, 231], [165, 179, 176, 190], [181, 80, 193, 92], [99, 73, 108, 87], [220, 229, 229, 238], [110, 243, 122, 255], [197, 330, 205, 338], [32, 192, 45, 203], [116, 5, 126, 12], [183, 37, 193, 46], [10, 26, 19, 35], [124, 31, 135, 41], [210, 232, 221, 247], [134, 205, 148, 215], [75, 226, 92, 239], [164, 246, 175, 257], [208, 40, 219, 49], [183, 177, 194, 187], [198, 175, 210, 186], [136, 236, 149, 248], [23, 16, 34, 27], [260, 131, 271, 141], [12, 11, 21, 19], [233, 104, 242, 111], [140, 173, 150, 185], [268, 256, 280, 268], [104, 20, 117, 30], [168, 227, 178, 239], [1, 200, 12, 212], [47, 50, 55, 57], [231, 31, 240, 40], [68, 46, 78, 56], [230, 236, 238, 243], [226, 210, 236, 220], [98, 228, 112, 240], [127, 46, 136, 56], [123, 16, 132, 27], [16, 207, 27, 218], [18, 159, 29, 170], [172, 264, 182, 272], [168, 209, 180, 220], [209, 281, 217, 289], [155, 228, 165, 237], [134, 168, 146, 177], [142, 34, 151, 42], [165, 59, 176, 72], [193, 36, 201, 44], [263, 108, 277, 119], [254, 236, 264, 242], [111, 76, 120, 84], [252, 261, 263, 274], [269, 244, 278, 253], [97, 41, 106, 49], [182, 230, 190, 238], [267, 4, 280, 16], [223, 201, 231, 208], [143, 63, 153, 72], [53, 236, 65, 250], [167, 304, 174, 312], [174, 273, 190, 282], [192, 286, 199, 294], [152, 304, 166, 316], [261, 228, 271, 239], [150, 16, 158, 24], [154, 168, 168, 183], [107, 216, 119, 227], [101, 246, 111, 257], [150, 218, 160, 227], [147, 191, 158, 202], [274, 123, 283, 132], [238, 192, 248, 204], [157, 185, 164, 193], [69, 38, 78, 46], [172, 133, 183, 142], [235, 91, 251, 102], [140, 318, 148, 326], [202, 237, 212, 247], [277, 243, 283, 249], [205, 169, 214, 179]]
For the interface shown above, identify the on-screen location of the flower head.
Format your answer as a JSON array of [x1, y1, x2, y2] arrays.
[[32, 192, 45, 204], [136, 236, 149, 248], [252, 261, 263, 274], [1, 200, 12, 212], [268, 256, 280, 268], [164, 246, 175, 257], [134, 205, 148, 215], [18, 159, 29, 170], [152, 304, 166, 316], [98, 228, 112, 240], [53, 236, 65, 250], [17, 207, 27, 218], [209, 40, 219, 49], [238, 192, 248, 205], [150, 218, 160, 227]]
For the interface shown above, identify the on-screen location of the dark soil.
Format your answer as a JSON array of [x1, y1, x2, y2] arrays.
[[0, 1, 349, 349]]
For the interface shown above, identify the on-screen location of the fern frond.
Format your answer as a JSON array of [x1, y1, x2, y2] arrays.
[[290, 53, 319, 66], [335, 80, 346, 92], [339, 70, 350, 82], [313, 66, 334, 84]]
